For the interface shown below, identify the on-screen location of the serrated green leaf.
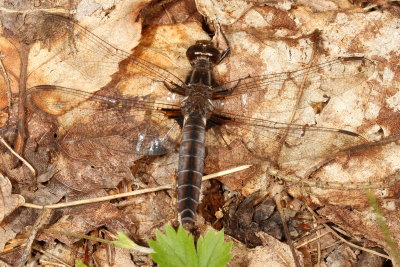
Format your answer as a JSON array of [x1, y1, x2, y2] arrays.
[[197, 228, 233, 267], [148, 225, 198, 267], [75, 260, 88, 267]]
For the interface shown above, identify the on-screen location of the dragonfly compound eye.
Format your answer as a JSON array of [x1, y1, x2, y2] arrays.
[[186, 40, 221, 64]]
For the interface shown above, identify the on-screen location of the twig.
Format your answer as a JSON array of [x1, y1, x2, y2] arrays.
[[22, 165, 252, 209], [273, 192, 302, 267], [0, 7, 72, 15], [362, 0, 399, 11], [22, 185, 171, 209], [14, 44, 30, 154], [203, 164, 251, 181], [38, 260, 69, 267], [33, 246, 73, 267], [295, 231, 330, 249], [17, 208, 52, 267], [316, 222, 322, 267], [43, 229, 112, 244], [0, 136, 36, 175], [306, 206, 391, 260], [315, 240, 341, 252], [42, 229, 153, 254]]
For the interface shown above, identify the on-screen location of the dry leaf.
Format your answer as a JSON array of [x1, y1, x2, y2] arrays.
[[93, 246, 136, 267], [38, 190, 131, 244], [0, 0, 400, 265], [0, 225, 16, 251], [0, 173, 24, 222], [228, 231, 303, 267]]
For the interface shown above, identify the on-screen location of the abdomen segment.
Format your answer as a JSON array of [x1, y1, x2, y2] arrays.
[[177, 113, 207, 229]]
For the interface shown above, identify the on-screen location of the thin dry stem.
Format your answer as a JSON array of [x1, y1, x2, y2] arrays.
[[306, 206, 391, 260], [38, 260, 69, 267], [0, 7, 71, 15], [42, 229, 154, 254], [203, 164, 251, 180], [33, 246, 73, 267], [274, 192, 302, 267], [295, 231, 330, 249], [17, 208, 52, 267], [0, 136, 36, 175], [22, 165, 251, 209]]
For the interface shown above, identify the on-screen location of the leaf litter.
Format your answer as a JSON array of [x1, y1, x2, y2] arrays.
[[0, 0, 399, 266]]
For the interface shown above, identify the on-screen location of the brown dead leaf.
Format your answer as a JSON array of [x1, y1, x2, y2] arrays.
[[1, 0, 400, 265], [0, 173, 24, 222], [282, 135, 400, 206], [205, 140, 263, 194], [196, 0, 256, 25], [141, 0, 202, 26], [0, 247, 23, 266], [222, 191, 314, 249], [92, 246, 135, 267], [122, 186, 175, 237], [228, 231, 303, 267], [320, 203, 400, 247], [0, 225, 16, 251], [38, 191, 131, 244], [36, 243, 75, 266], [221, 5, 300, 37], [0, 152, 37, 188]]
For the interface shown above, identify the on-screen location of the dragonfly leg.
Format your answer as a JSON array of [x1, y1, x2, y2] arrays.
[[206, 113, 232, 129], [161, 108, 184, 127], [211, 87, 232, 99], [211, 22, 230, 64], [211, 127, 232, 150]]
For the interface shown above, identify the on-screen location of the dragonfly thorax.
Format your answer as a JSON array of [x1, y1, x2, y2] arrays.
[[181, 88, 213, 118]]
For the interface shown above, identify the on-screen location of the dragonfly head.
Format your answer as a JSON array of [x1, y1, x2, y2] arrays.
[[186, 40, 221, 65]]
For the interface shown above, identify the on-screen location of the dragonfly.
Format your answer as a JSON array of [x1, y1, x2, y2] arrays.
[[26, 14, 375, 230]]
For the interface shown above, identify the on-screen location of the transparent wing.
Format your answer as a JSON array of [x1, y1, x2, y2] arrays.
[[28, 14, 374, 177], [208, 57, 375, 173], [31, 14, 185, 88], [218, 57, 375, 112], [206, 108, 366, 175], [28, 85, 181, 161]]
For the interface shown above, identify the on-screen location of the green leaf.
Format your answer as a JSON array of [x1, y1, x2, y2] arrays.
[[197, 229, 233, 267], [148, 225, 198, 267], [111, 231, 154, 253], [148, 225, 233, 267], [75, 260, 88, 267], [367, 189, 400, 265], [111, 231, 136, 248]]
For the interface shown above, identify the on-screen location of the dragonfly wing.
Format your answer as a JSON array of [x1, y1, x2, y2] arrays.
[[218, 57, 375, 113], [31, 14, 185, 90], [208, 110, 366, 176], [28, 85, 180, 164], [210, 57, 374, 175], [26, 15, 187, 191]]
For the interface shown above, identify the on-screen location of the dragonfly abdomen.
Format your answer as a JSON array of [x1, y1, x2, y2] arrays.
[[177, 112, 207, 229]]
